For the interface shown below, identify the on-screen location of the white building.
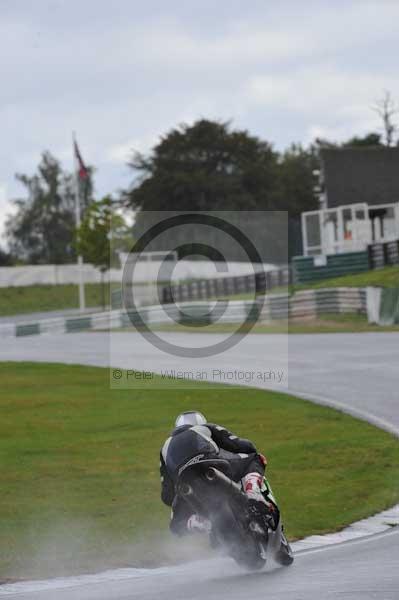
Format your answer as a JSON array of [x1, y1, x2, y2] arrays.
[[302, 147, 399, 256]]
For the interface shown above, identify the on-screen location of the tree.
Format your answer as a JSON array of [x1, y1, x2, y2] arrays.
[[276, 144, 320, 259], [277, 144, 319, 216], [342, 132, 382, 147], [124, 119, 281, 213], [123, 120, 323, 262], [75, 196, 130, 309], [0, 247, 14, 266], [315, 132, 383, 149], [373, 91, 398, 147], [122, 118, 395, 262], [5, 152, 93, 264]]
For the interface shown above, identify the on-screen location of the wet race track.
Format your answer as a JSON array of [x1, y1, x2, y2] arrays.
[[1, 331, 399, 599]]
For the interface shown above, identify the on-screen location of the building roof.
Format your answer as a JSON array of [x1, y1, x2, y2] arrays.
[[321, 147, 399, 208]]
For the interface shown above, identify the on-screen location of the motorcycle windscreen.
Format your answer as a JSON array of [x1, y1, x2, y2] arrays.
[[165, 428, 217, 477]]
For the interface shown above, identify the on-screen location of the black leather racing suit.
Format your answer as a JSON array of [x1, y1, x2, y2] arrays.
[[160, 423, 265, 535]]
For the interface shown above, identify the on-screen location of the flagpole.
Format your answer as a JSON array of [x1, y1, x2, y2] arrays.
[[73, 132, 86, 313]]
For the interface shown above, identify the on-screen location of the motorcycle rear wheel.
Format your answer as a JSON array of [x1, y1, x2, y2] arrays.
[[214, 505, 267, 571], [234, 544, 267, 571]]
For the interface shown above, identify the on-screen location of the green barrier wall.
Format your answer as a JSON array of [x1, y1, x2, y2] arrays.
[[379, 288, 399, 325], [293, 251, 369, 284], [111, 289, 122, 309], [65, 317, 92, 332], [15, 323, 40, 337]]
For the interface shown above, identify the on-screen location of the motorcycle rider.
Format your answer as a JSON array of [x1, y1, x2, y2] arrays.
[[160, 410, 276, 535]]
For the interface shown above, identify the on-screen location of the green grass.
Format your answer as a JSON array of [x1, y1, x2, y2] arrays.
[[1, 265, 397, 319], [1, 362, 399, 579], [225, 266, 399, 296], [0, 283, 118, 317], [294, 265, 399, 291]]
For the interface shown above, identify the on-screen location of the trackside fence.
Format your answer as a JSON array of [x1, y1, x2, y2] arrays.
[[293, 239, 399, 285], [259, 287, 367, 321], [0, 287, 369, 338], [161, 267, 291, 303], [368, 240, 399, 269]]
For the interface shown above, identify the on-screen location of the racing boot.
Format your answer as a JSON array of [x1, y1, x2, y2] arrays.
[[243, 473, 276, 529]]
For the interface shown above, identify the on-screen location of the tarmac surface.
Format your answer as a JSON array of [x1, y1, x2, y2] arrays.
[[1, 330, 398, 599]]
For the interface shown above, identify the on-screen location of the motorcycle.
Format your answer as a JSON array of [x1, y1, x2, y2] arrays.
[[176, 457, 294, 570]]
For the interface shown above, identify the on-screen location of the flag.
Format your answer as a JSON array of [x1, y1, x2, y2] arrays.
[[74, 139, 89, 180]]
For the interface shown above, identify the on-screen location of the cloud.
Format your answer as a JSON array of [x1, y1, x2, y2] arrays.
[[107, 133, 161, 164], [0, 184, 6, 205], [247, 67, 399, 144], [247, 68, 399, 113], [0, 0, 398, 239]]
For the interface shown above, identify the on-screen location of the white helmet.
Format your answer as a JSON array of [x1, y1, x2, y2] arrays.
[[175, 411, 207, 427]]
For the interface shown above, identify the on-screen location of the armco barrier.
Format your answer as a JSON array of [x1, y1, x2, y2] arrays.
[[263, 294, 290, 320], [0, 300, 264, 338], [112, 267, 291, 309], [368, 240, 399, 269], [0, 288, 368, 338], [293, 288, 366, 319], [15, 323, 40, 337], [163, 268, 290, 304], [65, 317, 92, 333], [259, 288, 367, 321]]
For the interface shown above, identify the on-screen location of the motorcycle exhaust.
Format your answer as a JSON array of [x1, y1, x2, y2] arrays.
[[205, 467, 243, 497]]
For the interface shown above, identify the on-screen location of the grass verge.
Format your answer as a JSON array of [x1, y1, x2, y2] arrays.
[[293, 265, 399, 291], [1, 265, 397, 319], [0, 283, 117, 317], [1, 362, 398, 579], [221, 265, 398, 296], [178, 266, 399, 299]]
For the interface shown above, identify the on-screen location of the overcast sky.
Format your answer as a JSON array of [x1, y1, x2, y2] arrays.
[[1, 0, 398, 243]]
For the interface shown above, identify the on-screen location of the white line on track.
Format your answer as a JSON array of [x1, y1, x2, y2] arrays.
[[294, 526, 399, 557], [289, 388, 399, 439]]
